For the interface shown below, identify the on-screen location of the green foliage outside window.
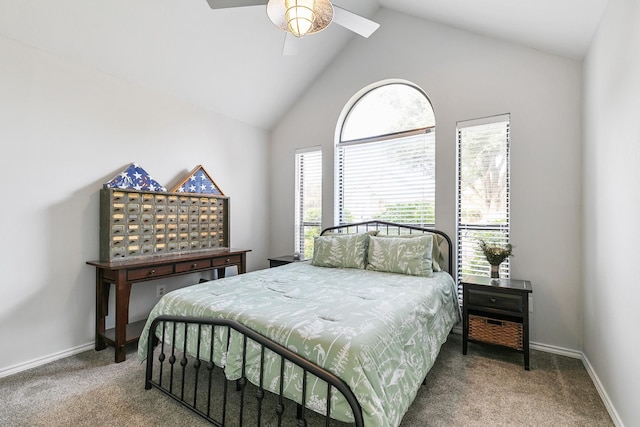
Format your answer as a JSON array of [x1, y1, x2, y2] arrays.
[[380, 201, 435, 226], [301, 208, 321, 259], [302, 225, 320, 259]]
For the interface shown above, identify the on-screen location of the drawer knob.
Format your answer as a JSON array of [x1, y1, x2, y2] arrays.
[[149, 269, 156, 275], [225, 258, 230, 263], [490, 297, 497, 303], [191, 263, 198, 269]]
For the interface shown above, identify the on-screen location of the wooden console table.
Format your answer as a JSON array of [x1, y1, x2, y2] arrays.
[[87, 248, 251, 363]]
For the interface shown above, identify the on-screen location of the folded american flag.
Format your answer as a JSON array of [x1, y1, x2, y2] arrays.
[[103, 163, 167, 192]]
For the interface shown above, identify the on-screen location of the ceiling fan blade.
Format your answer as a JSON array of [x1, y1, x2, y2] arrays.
[[332, 5, 380, 38], [282, 32, 300, 56], [205, 0, 267, 9]]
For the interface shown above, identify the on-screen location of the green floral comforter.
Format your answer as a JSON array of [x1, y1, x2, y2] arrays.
[[138, 261, 460, 427]]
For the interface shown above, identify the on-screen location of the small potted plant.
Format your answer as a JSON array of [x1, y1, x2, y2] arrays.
[[478, 239, 514, 279]]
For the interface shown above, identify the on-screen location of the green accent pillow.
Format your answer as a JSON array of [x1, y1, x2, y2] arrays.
[[376, 233, 445, 272], [421, 232, 445, 272], [366, 234, 434, 277], [312, 233, 369, 269]]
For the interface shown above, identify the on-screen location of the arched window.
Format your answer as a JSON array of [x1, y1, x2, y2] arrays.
[[335, 82, 436, 226]]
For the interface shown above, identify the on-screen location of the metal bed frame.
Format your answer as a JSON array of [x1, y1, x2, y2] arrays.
[[144, 221, 453, 426]]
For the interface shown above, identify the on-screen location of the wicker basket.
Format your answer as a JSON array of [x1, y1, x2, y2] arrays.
[[468, 314, 523, 350]]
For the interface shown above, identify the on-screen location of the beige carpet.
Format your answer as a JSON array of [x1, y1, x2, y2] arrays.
[[0, 334, 613, 426]]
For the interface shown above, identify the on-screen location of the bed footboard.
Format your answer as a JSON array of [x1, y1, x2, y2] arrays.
[[144, 315, 363, 426]]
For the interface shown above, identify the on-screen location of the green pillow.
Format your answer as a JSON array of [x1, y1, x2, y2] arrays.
[[424, 232, 445, 272], [366, 234, 434, 277], [377, 232, 444, 272], [312, 233, 369, 269]]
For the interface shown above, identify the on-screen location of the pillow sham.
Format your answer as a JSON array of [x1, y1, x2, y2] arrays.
[[376, 232, 445, 272], [366, 234, 434, 277], [429, 233, 446, 272], [312, 233, 369, 269]]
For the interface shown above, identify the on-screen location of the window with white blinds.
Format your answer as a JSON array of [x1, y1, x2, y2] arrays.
[[336, 83, 435, 227], [456, 114, 511, 280], [295, 148, 322, 259]]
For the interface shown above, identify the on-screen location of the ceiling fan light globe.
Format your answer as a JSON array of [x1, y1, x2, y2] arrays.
[[267, 0, 333, 37], [288, 16, 314, 37], [285, 0, 315, 37]]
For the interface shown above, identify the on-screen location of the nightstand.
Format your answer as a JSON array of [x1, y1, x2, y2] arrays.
[[268, 255, 303, 268], [462, 275, 533, 370]]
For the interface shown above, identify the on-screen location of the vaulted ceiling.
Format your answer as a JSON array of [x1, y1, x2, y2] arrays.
[[0, 0, 608, 129]]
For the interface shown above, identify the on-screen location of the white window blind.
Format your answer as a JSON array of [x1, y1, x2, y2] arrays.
[[295, 148, 322, 259], [335, 83, 436, 228], [456, 114, 511, 281], [336, 131, 435, 226]]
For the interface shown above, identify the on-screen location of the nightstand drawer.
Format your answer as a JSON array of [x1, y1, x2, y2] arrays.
[[467, 289, 523, 313], [268, 255, 301, 268]]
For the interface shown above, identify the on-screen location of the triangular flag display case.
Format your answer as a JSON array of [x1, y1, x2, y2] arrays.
[[171, 165, 224, 195], [103, 163, 167, 192], [99, 164, 229, 262]]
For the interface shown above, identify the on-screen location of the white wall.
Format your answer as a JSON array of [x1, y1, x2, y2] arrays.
[[270, 8, 583, 351], [583, 0, 640, 425], [0, 35, 270, 374]]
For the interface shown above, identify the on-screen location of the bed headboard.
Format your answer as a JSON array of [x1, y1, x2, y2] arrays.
[[320, 221, 453, 275]]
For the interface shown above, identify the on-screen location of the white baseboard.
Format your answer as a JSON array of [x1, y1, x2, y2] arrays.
[[0, 342, 95, 379], [581, 354, 625, 427], [529, 341, 582, 359]]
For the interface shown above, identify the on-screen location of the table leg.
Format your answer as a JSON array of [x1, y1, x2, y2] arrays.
[[462, 307, 469, 355], [95, 269, 108, 351], [523, 314, 530, 370], [114, 273, 132, 363], [239, 253, 247, 274]]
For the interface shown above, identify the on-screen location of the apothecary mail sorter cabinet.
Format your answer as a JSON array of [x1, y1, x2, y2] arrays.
[[99, 188, 230, 262]]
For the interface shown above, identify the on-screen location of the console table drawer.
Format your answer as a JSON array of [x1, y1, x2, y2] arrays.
[[467, 289, 523, 313], [212, 254, 242, 267], [127, 265, 174, 281], [175, 259, 212, 273]]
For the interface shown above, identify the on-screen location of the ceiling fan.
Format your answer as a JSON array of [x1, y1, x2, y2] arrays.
[[205, 0, 380, 55]]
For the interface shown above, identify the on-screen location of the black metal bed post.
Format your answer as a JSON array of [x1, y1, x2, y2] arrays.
[[144, 321, 156, 390], [192, 323, 203, 408]]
